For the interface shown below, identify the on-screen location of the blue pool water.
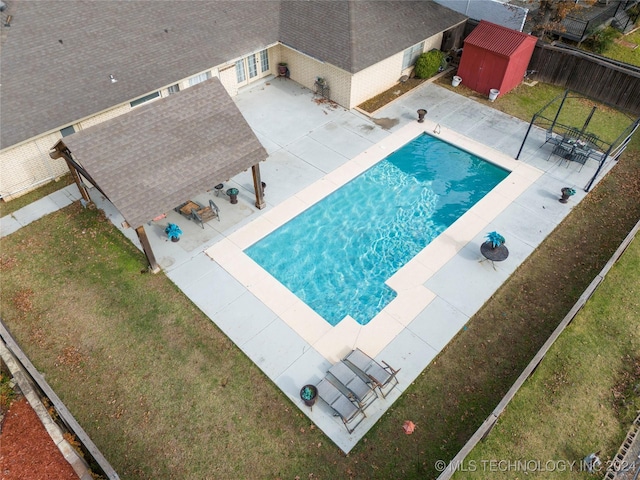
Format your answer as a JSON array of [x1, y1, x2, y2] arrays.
[[245, 134, 509, 326]]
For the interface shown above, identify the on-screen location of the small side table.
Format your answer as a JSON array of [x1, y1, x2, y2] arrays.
[[480, 242, 509, 269]]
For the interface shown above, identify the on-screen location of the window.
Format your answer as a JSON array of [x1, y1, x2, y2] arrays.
[[189, 71, 211, 86], [130, 91, 160, 107], [167, 84, 180, 95], [247, 54, 258, 78], [236, 49, 269, 85], [402, 41, 424, 70], [260, 49, 269, 73], [235, 60, 246, 83], [60, 125, 75, 137]]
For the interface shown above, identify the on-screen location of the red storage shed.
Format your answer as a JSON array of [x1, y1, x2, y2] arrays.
[[456, 20, 537, 99]]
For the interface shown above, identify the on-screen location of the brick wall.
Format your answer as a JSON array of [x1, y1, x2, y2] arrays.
[[0, 133, 69, 200]]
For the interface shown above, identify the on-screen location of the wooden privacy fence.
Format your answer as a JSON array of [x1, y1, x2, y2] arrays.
[[528, 42, 640, 115]]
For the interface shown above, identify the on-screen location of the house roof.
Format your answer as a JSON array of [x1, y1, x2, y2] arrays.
[[0, 0, 466, 150], [61, 78, 267, 229], [463, 20, 536, 57], [0, 0, 281, 150], [280, 1, 467, 73]]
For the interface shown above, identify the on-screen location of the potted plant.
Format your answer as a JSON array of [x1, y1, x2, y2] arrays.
[[165, 223, 182, 242], [226, 187, 239, 204], [485, 231, 505, 249], [417, 109, 427, 123], [277, 62, 289, 77], [480, 231, 509, 263], [560, 187, 576, 203], [300, 384, 318, 407]]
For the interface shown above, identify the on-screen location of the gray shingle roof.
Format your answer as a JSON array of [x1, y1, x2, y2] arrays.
[[280, 0, 467, 73], [1, 0, 466, 149], [62, 78, 267, 229], [1, 0, 280, 149]]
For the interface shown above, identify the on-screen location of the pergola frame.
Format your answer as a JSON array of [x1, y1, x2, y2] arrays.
[[49, 78, 268, 272], [516, 89, 640, 191]]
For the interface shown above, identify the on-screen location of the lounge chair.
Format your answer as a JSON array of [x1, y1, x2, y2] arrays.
[[327, 361, 378, 411], [316, 377, 365, 434], [343, 349, 400, 399]]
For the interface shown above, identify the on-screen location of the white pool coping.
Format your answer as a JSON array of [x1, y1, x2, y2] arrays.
[[205, 118, 543, 363]]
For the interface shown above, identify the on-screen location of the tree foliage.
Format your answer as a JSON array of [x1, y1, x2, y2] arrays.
[[532, 0, 596, 39]]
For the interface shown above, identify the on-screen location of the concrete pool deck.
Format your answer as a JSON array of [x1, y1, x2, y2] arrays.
[[10, 77, 616, 453]]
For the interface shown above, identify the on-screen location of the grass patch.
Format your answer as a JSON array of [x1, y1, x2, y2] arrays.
[[0, 173, 74, 218], [1, 84, 640, 478], [452, 238, 640, 479], [435, 74, 640, 151], [0, 364, 17, 414], [593, 28, 640, 66]]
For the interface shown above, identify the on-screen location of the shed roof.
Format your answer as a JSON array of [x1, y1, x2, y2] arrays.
[[463, 20, 536, 57], [62, 78, 267, 229]]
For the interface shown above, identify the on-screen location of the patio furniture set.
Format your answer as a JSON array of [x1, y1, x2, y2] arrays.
[[310, 348, 400, 434], [175, 199, 220, 228], [546, 127, 603, 171]]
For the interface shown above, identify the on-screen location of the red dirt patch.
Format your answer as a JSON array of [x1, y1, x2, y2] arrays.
[[0, 397, 78, 479]]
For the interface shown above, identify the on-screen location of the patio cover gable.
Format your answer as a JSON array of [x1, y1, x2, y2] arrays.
[[59, 78, 267, 229]]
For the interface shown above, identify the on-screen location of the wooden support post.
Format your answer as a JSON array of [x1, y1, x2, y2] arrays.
[[252, 164, 266, 210], [50, 141, 91, 204], [135, 226, 161, 273], [68, 164, 92, 204]]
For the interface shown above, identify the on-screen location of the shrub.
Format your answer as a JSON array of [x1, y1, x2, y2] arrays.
[[414, 49, 445, 79], [585, 26, 620, 54]]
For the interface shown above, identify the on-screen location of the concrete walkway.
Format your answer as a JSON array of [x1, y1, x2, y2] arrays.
[[0, 185, 82, 238], [0, 77, 616, 453]]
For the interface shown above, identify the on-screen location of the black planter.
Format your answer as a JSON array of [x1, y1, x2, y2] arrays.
[[417, 109, 427, 123], [559, 188, 574, 204], [277, 64, 289, 78], [226, 188, 239, 204], [300, 384, 318, 407], [171, 237, 180, 243]]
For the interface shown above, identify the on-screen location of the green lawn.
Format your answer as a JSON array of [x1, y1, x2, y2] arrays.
[[1, 85, 640, 479], [602, 28, 640, 66], [451, 236, 640, 479]]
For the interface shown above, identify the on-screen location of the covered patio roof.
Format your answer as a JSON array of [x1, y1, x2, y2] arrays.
[[55, 77, 268, 230]]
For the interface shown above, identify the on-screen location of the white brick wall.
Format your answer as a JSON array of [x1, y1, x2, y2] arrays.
[[350, 32, 444, 109], [79, 104, 132, 130], [0, 133, 69, 200], [277, 45, 353, 107]]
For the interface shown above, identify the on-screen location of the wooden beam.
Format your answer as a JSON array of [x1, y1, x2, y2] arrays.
[[251, 164, 266, 210], [50, 141, 92, 204], [49, 140, 108, 200], [135, 226, 161, 273]]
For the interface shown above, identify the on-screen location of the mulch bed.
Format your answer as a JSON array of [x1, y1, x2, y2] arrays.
[[0, 397, 78, 479]]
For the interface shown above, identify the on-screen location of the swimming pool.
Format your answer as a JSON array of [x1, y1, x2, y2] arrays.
[[245, 134, 509, 326]]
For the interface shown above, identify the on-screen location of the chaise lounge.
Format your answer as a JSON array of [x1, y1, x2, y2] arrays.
[[327, 361, 378, 411], [316, 377, 366, 434], [343, 349, 400, 399]]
